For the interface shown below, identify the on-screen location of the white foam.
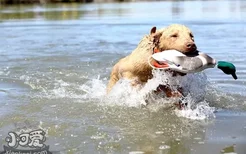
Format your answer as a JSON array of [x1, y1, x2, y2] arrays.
[[79, 78, 107, 98], [174, 95, 215, 120], [20, 69, 216, 120], [159, 145, 171, 150], [83, 70, 215, 119]]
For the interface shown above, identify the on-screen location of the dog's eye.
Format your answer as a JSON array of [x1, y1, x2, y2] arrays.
[[190, 33, 194, 38], [171, 34, 178, 38]]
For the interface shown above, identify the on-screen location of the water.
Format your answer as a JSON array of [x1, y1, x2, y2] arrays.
[[1, 1, 246, 153]]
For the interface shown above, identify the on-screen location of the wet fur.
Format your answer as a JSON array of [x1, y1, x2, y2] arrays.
[[107, 24, 197, 95]]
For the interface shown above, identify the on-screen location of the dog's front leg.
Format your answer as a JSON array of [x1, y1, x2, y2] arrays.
[[121, 71, 143, 90], [155, 85, 186, 109], [156, 85, 183, 97]]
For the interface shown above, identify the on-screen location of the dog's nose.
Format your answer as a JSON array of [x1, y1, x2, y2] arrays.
[[186, 42, 197, 51]]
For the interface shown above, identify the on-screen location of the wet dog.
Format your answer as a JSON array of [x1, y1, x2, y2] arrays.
[[107, 24, 198, 108]]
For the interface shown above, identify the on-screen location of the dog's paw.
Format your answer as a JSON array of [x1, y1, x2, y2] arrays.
[[174, 99, 188, 110]]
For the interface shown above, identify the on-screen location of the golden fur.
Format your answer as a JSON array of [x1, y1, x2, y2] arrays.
[[107, 24, 197, 93]]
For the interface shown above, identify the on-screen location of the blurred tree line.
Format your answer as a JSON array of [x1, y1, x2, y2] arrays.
[[0, 0, 128, 4]]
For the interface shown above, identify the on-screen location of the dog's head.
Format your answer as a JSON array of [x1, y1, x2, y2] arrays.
[[150, 24, 197, 55]]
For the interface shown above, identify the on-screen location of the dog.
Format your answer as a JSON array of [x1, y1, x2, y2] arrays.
[[107, 24, 198, 108]]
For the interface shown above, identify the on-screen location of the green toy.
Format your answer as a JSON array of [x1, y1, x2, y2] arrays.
[[217, 61, 237, 80], [150, 50, 238, 80]]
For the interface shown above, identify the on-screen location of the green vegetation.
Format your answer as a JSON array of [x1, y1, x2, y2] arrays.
[[0, 0, 127, 4]]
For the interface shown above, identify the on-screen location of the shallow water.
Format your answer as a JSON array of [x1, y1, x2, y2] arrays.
[[1, 1, 246, 154]]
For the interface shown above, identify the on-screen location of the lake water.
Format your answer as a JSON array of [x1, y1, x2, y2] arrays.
[[1, 1, 246, 154]]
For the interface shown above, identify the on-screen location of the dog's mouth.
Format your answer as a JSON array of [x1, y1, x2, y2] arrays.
[[173, 49, 199, 56], [161, 49, 199, 55], [183, 50, 199, 56]]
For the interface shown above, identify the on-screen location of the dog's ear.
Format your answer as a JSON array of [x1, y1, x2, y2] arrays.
[[150, 27, 157, 35], [150, 27, 162, 44]]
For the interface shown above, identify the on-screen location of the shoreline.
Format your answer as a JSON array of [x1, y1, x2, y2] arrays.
[[1, 0, 133, 5], [0, 0, 190, 5]]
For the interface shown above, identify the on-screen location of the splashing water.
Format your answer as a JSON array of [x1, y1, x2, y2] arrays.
[[80, 70, 215, 120], [19, 68, 215, 119]]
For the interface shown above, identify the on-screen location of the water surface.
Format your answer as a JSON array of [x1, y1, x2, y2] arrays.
[[1, 1, 246, 154]]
